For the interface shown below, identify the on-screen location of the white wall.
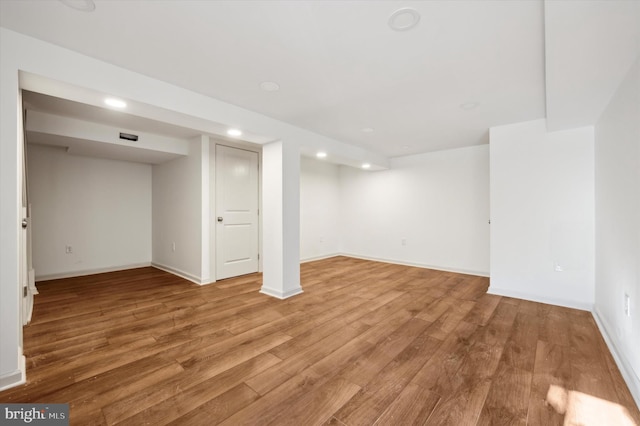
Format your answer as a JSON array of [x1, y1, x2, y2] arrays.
[[27, 144, 152, 279], [489, 119, 595, 309], [594, 56, 640, 402], [152, 137, 204, 283], [300, 156, 341, 261], [339, 145, 490, 276]]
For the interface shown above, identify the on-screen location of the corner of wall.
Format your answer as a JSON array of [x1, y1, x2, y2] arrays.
[[592, 307, 640, 409]]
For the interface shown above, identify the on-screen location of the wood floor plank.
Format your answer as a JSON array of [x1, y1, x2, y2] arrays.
[[538, 305, 572, 347], [1, 257, 637, 425], [165, 383, 260, 426], [69, 360, 185, 424], [464, 293, 502, 326], [476, 363, 532, 426], [333, 329, 442, 426], [425, 298, 475, 340], [500, 311, 540, 372], [423, 378, 492, 426], [527, 340, 571, 426], [338, 317, 430, 388], [102, 351, 281, 424], [266, 376, 361, 426], [409, 320, 478, 395], [219, 372, 329, 425], [373, 382, 440, 425]]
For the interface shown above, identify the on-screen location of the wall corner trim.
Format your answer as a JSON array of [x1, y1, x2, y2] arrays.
[[487, 286, 593, 311], [151, 262, 210, 285], [300, 254, 342, 264], [592, 307, 640, 411]]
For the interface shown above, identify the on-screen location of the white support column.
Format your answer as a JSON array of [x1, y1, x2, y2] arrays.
[[261, 139, 302, 299]]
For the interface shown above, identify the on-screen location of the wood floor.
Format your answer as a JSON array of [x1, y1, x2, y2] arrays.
[[1, 257, 638, 425]]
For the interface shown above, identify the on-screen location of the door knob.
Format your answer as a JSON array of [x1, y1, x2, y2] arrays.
[[21, 218, 28, 229], [217, 217, 223, 222]]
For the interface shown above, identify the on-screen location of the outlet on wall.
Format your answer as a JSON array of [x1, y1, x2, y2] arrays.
[[624, 293, 631, 317], [65, 245, 72, 254], [401, 238, 407, 246]]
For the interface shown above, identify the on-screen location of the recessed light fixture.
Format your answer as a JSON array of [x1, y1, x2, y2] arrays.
[[460, 102, 479, 110], [260, 81, 280, 92], [316, 152, 327, 159], [227, 128, 243, 137], [362, 163, 371, 169], [104, 98, 126, 108], [58, 0, 96, 12], [388, 8, 421, 32], [361, 127, 375, 133]]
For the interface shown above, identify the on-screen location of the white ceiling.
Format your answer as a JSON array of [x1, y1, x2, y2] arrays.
[[1, 0, 547, 158], [544, 0, 640, 132]]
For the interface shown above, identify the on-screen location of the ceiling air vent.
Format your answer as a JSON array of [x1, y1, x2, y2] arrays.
[[119, 132, 138, 142]]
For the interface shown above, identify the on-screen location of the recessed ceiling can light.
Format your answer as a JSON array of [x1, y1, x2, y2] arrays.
[[316, 152, 327, 159], [361, 127, 375, 133], [104, 98, 127, 108], [388, 8, 421, 31], [260, 81, 280, 92], [460, 102, 479, 110], [227, 128, 243, 137], [362, 163, 371, 169], [58, 0, 96, 12]]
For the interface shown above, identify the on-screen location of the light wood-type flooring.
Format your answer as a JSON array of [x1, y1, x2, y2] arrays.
[[1, 256, 638, 425]]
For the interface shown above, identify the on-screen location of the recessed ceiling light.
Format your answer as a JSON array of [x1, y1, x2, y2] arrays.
[[388, 8, 421, 32], [260, 81, 280, 92], [227, 128, 242, 137], [361, 127, 375, 133], [460, 102, 479, 110], [316, 152, 327, 159], [58, 0, 96, 12], [104, 98, 126, 108], [362, 163, 371, 169]]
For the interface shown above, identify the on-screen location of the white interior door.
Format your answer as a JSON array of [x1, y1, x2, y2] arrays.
[[215, 145, 259, 280]]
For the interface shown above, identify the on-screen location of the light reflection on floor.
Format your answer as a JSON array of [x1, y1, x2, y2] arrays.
[[546, 384, 636, 426]]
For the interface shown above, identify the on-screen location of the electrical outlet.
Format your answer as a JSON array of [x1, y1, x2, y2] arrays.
[[65, 245, 72, 254], [401, 238, 406, 246], [171, 242, 176, 252], [554, 262, 563, 272], [624, 294, 631, 317]]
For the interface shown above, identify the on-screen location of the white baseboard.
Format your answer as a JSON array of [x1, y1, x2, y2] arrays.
[[260, 286, 303, 299], [36, 263, 151, 282], [592, 307, 640, 410], [151, 262, 211, 286], [487, 286, 592, 311], [300, 253, 341, 264], [339, 253, 490, 277], [0, 355, 25, 392]]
